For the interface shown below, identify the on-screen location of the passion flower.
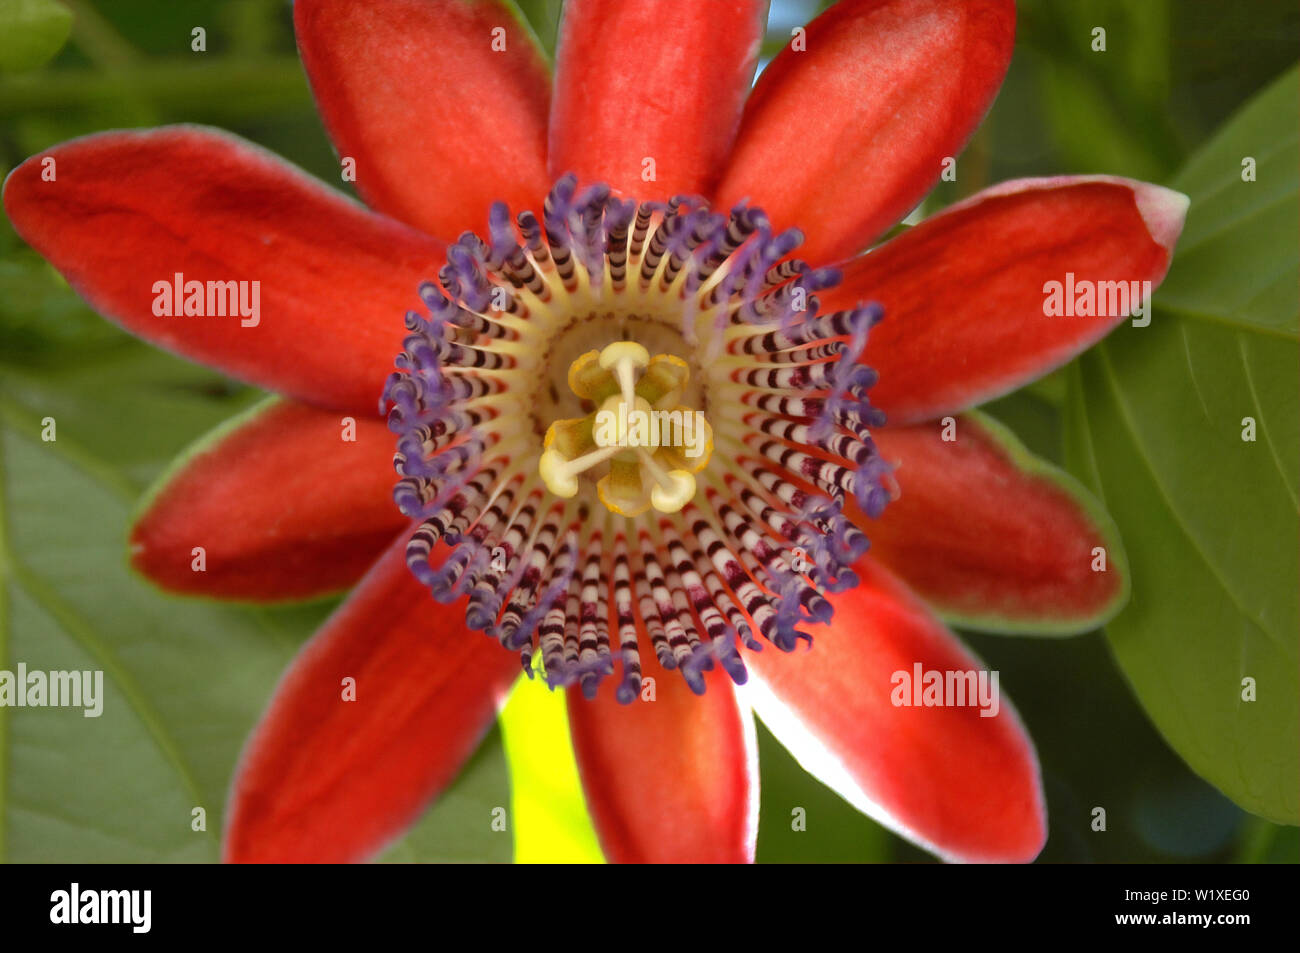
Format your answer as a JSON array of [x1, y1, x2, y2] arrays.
[[385, 176, 891, 701], [2, 0, 1186, 864]]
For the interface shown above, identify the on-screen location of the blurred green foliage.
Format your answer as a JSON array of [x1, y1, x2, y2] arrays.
[[1066, 68, 1299, 828], [0, 0, 72, 73]]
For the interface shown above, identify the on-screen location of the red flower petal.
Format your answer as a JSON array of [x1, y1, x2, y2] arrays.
[[130, 399, 405, 602], [863, 412, 1127, 633], [827, 176, 1189, 424], [2, 126, 443, 412], [567, 664, 758, 863], [223, 534, 519, 862], [715, 0, 1015, 264], [295, 0, 550, 241], [549, 0, 766, 199], [745, 559, 1046, 863]]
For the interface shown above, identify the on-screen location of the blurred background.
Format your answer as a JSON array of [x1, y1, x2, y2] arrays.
[[0, 0, 1296, 862]]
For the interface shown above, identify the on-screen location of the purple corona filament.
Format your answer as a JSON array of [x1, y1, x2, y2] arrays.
[[381, 174, 894, 702]]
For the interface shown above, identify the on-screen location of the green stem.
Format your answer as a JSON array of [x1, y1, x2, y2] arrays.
[[64, 0, 142, 69], [0, 59, 311, 119]]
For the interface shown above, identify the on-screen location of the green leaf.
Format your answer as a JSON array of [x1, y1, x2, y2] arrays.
[[0, 0, 73, 73], [3, 346, 257, 490], [0, 403, 295, 860], [754, 720, 893, 862], [1064, 67, 1300, 824], [1235, 815, 1300, 863], [1154, 68, 1300, 337], [512, 0, 562, 58], [0, 346, 512, 861], [964, 627, 1247, 862], [376, 725, 512, 863]]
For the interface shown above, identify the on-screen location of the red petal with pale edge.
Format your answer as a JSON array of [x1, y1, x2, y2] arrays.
[[2, 126, 443, 412], [130, 399, 406, 602], [223, 534, 519, 862], [549, 0, 766, 199], [295, 0, 551, 240], [744, 559, 1046, 863], [826, 176, 1188, 423], [715, 0, 1015, 264], [862, 412, 1127, 633], [567, 665, 758, 863]]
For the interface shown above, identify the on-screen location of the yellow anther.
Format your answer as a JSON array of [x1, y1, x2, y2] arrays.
[[651, 472, 696, 513], [539, 444, 621, 498], [636, 448, 696, 514], [598, 341, 649, 405], [540, 340, 711, 514]]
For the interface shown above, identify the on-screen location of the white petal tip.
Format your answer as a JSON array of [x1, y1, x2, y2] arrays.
[[1131, 183, 1190, 252]]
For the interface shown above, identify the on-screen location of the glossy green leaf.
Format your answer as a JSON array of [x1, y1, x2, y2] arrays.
[[0, 344, 511, 861], [0, 0, 72, 73], [1154, 68, 1300, 337], [1064, 67, 1300, 823]]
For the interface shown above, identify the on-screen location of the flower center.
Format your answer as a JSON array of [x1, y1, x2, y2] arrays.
[[539, 341, 713, 516], [383, 175, 893, 701]]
